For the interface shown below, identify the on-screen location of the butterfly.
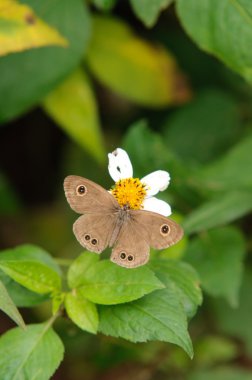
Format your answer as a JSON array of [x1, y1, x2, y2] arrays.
[[64, 175, 183, 268]]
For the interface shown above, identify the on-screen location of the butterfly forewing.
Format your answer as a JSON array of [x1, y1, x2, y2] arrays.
[[130, 210, 184, 250], [64, 175, 118, 214]]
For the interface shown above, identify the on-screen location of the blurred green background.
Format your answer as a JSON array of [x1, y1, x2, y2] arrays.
[[1, 0, 252, 379]]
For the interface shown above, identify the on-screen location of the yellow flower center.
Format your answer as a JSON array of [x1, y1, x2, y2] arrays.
[[111, 178, 147, 210]]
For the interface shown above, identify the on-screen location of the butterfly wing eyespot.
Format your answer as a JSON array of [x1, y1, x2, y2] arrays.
[[91, 238, 98, 246], [120, 252, 126, 260], [160, 224, 170, 235], [127, 254, 134, 262], [84, 234, 91, 241], [76, 184, 87, 196]]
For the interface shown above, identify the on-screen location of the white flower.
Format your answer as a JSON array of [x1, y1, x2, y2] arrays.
[[108, 148, 171, 216]]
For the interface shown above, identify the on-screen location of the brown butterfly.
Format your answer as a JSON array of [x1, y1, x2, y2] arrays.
[[64, 175, 183, 268]]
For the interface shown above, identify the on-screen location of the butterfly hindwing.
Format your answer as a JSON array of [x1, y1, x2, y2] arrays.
[[110, 216, 150, 268], [73, 213, 118, 254]]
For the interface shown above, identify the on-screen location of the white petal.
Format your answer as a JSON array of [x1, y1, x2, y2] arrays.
[[108, 148, 133, 182], [141, 170, 170, 197], [143, 197, 172, 217]]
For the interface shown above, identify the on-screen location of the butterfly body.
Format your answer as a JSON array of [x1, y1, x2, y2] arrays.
[[64, 175, 183, 268]]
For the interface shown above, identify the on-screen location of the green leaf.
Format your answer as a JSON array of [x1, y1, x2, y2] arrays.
[[0, 244, 61, 274], [86, 16, 190, 107], [189, 367, 252, 380], [0, 279, 25, 328], [99, 287, 193, 358], [0, 322, 64, 380], [194, 336, 238, 367], [163, 89, 241, 164], [0, 0, 67, 57], [43, 68, 105, 164], [182, 190, 252, 235], [65, 291, 99, 334], [67, 251, 99, 289], [77, 260, 164, 305], [0, 270, 48, 307], [196, 133, 252, 193], [0, 0, 90, 122], [123, 119, 184, 177], [150, 259, 202, 318], [0, 261, 61, 295], [130, 0, 173, 27], [213, 270, 252, 356], [184, 227, 246, 307], [176, 0, 252, 82], [92, 0, 117, 11]]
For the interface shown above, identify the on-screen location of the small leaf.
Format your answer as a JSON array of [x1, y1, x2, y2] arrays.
[[176, 0, 252, 82], [0, 270, 48, 307], [130, 0, 173, 27], [43, 68, 106, 164], [86, 16, 190, 107], [213, 270, 252, 356], [0, 279, 25, 328], [78, 260, 164, 305], [65, 291, 98, 334], [150, 259, 202, 317], [0, 261, 61, 295], [0, 244, 61, 274], [196, 133, 252, 193], [163, 89, 241, 164], [0, 323, 64, 380], [0, 0, 67, 57], [67, 251, 99, 289], [182, 190, 252, 235], [184, 227, 246, 307], [99, 287, 193, 358]]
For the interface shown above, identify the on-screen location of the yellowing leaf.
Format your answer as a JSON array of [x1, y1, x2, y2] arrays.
[[86, 16, 191, 107], [0, 0, 68, 57], [42, 68, 106, 164]]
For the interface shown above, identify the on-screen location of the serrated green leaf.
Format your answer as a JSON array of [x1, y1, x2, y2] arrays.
[[67, 251, 99, 289], [65, 291, 98, 334], [0, 244, 61, 274], [163, 89, 241, 164], [0, 323, 64, 380], [78, 260, 164, 305], [0, 0, 90, 122], [86, 16, 190, 107], [99, 287, 193, 358], [42, 68, 105, 164], [213, 270, 252, 356], [150, 259, 202, 318], [0, 279, 25, 328], [0, 261, 61, 295], [176, 0, 252, 82], [130, 0, 173, 27], [196, 133, 252, 193], [0, 270, 48, 307], [184, 227, 246, 306], [0, 0, 67, 57], [183, 190, 252, 235]]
